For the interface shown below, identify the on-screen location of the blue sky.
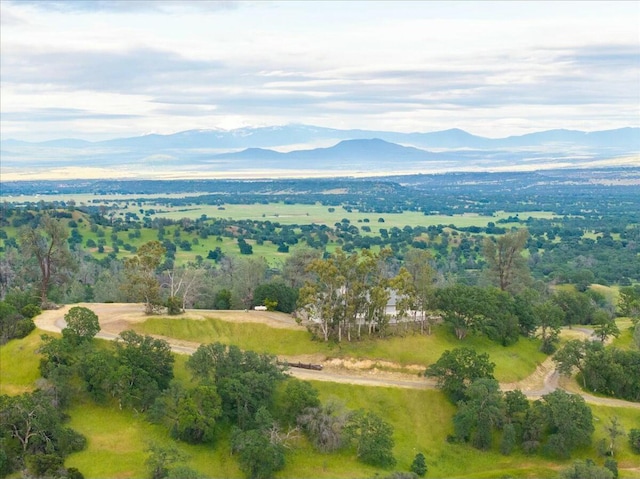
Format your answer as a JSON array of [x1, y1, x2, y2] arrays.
[[1, 0, 639, 141]]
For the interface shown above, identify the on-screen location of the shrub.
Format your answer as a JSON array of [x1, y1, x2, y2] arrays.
[[166, 296, 182, 315], [629, 429, 640, 454], [20, 304, 41, 319], [410, 452, 427, 477]]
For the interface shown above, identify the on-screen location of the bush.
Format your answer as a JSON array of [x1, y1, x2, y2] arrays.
[[410, 452, 427, 477], [26, 454, 64, 478], [630, 429, 640, 454], [166, 296, 182, 315], [20, 304, 41, 319], [346, 410, 396, 468], [15, 318, 36, 338], [604, 458, 618, 479]]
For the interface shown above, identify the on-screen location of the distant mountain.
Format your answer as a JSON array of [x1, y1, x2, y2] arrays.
[[215, 138, 445, 162], [3, 125, 638, 152], [1, 125, 638, 180]]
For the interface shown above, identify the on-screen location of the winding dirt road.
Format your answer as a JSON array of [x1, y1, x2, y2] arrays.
[[34, 303, 640, 409]]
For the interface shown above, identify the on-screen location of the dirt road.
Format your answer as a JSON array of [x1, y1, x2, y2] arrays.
[[34, 303, 640, 409]]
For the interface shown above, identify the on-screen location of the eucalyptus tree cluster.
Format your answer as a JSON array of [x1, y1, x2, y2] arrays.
[[297, 248, 430, 342]]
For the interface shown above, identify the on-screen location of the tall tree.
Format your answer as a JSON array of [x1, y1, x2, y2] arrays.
[[604, 416, 625, 457], [554, 339, 598, 389], [19, 215, 76, 307], [281, 247, 322, 289], [122, 241, 166, 314], [552, 289, 596, 327], [150, 383, 222, 444], [298, 250, 348, 342], [538, 390, 594, 458], [297, 399, 351, 452], [161, 266, 205, 312], [593, 311, 620, 343], [231, 257, 268, 309], [346, 409, 396, 468], [425, 347, 496, 402], [618, 286, 640, 324], [453, 378, 505, 450], [403, 248, 436, 334], [436, 285, 488, 340], [482, 228, 530, 294], [535, 300, 564, 353], [63, 306, 100, 343]]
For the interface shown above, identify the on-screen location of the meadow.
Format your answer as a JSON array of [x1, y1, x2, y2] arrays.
[[2, 329, 639, 479]]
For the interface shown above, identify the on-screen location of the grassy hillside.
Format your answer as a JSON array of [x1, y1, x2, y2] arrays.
[[2, 330, 639, 478], [135, 316, 547, 382]]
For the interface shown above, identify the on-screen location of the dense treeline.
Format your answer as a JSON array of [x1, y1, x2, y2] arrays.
[[3, 178, 639, 288], [4, 169, 640, 218]]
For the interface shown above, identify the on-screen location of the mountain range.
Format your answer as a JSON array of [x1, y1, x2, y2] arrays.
[[1, 125, 638, 181]]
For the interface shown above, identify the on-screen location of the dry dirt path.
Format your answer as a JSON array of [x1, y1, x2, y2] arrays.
[[34, 303, 640, 409]]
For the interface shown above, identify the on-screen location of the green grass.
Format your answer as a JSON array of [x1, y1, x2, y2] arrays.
[[309, 382, 566, 479], [2, 330, 639, 479], [135, 316, 546, 382], [134, 316, 314, 356], [589, 404, 640, 470], [65, 399, 241, 479], [0, 329, 45, 395], [610, 319, 637, 350]]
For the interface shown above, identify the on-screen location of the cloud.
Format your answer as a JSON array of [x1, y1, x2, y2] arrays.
[[1, 47, 223, 92], [6, 0, 240, 14], [1, 1, 638, 141], [1, 108, 141, 122]]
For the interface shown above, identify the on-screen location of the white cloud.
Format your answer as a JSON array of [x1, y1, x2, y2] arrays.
[[1, 0, 638, 141]]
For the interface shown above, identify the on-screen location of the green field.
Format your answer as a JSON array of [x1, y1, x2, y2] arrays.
[[2, 330, 639, 479], [0, 198, 560, 267]]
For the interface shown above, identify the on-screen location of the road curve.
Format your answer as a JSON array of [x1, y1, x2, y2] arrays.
[[34, 303, 640, 409]]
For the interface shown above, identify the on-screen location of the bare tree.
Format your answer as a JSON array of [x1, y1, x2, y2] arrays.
[[19, 215, 76, 307], [482, 228, 530, 294]]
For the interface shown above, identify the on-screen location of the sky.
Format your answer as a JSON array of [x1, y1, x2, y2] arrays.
[[1, 0, 639, 142]]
